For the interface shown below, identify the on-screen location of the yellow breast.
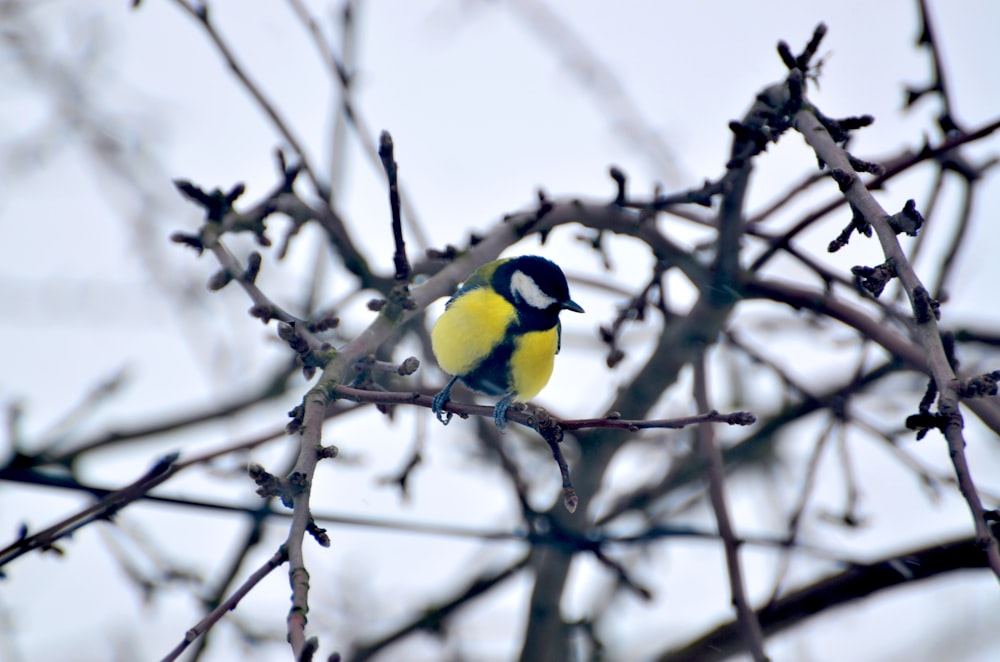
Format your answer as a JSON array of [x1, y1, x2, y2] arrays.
[[509, 328, 558, 400], [432, 288, 516, 376]]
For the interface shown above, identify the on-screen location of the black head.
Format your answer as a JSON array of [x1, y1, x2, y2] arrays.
[[493, 256, 584, 327]]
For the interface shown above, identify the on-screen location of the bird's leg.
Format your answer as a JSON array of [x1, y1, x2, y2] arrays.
[[493, 393, 516, 430], [431, 376, 460, 425]]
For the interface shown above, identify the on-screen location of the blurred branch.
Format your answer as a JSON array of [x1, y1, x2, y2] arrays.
[[1, 464, 847, 557], [658, 536, 991, 662], [285, 0, 430, 249], [40, 362, 293, 465], [693, 357, 767, 661], [350, 554, 531, 661], [598, 358, 903, 526], [504, 0, 682, 183], [746, 277, 1000, 436], [167, 1, 386, 291], [29, 366, 129, 452], [931, 161, 998, 300], [908, 0, 963, 133], [169, 0, 328, 202], [0, 452, 180, 568]]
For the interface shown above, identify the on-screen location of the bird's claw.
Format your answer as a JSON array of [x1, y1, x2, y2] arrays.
[[431, 385, 454, 426]]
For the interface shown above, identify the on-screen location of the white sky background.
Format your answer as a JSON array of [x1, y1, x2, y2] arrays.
[[2, 1, 1000, 661]]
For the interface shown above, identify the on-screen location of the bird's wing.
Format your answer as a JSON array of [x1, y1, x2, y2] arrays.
[[445, 258, 508, 309]]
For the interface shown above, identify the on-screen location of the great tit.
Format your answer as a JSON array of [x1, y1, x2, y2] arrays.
[[431, 255, 584, 429]]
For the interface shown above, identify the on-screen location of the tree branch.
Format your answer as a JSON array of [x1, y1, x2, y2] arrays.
[[794, 105, 1000, 582], [693, 357, 768, 661], [658, 537, 990, 662]]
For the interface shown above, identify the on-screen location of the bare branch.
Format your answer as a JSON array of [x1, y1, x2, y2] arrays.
[[693, 358, 768, 661], [794, 106, 1000, 581]]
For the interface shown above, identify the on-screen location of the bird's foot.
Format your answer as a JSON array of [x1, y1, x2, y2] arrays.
[[432, 378, 458, 425], [493, 393, 516, 430]]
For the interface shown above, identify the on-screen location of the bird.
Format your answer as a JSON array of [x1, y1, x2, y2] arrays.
[[430, 255, 584, 429]]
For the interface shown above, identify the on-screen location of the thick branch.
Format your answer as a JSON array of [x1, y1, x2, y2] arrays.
[[658, 537, 989, 662]]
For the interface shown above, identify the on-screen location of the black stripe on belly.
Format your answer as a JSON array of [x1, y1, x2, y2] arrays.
[[459, 340, 514, 396]]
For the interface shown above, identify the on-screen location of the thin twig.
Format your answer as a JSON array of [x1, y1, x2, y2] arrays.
[[505, 0, 682, 183], [206, 238, 327, 353], [160, 548, 288, 662], [284, 0, 430, 250], [351, 555, 531, 662], [745, 277, 1000, 436], [748, 115, 1000, 272], [170, 0, 328, 201], [331, 384, 754, 432], [911, 0, 963, 133], [0, 430, 282, 568], [0, 452, 178, 568], [44, 364, 295, 463], [932, 177, 980, 301], [1, 465, 859, 557], [765, 414, 838, 606], [693, 358, 768, 661]]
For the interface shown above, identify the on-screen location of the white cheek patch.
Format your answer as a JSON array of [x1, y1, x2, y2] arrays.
[[511, 270, 557, 310]]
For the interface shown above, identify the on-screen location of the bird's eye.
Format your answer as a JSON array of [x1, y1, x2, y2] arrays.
[[511, 271, 557, 310]]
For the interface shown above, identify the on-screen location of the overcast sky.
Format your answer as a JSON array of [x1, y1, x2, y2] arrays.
[[2, 1, 999, 661]]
